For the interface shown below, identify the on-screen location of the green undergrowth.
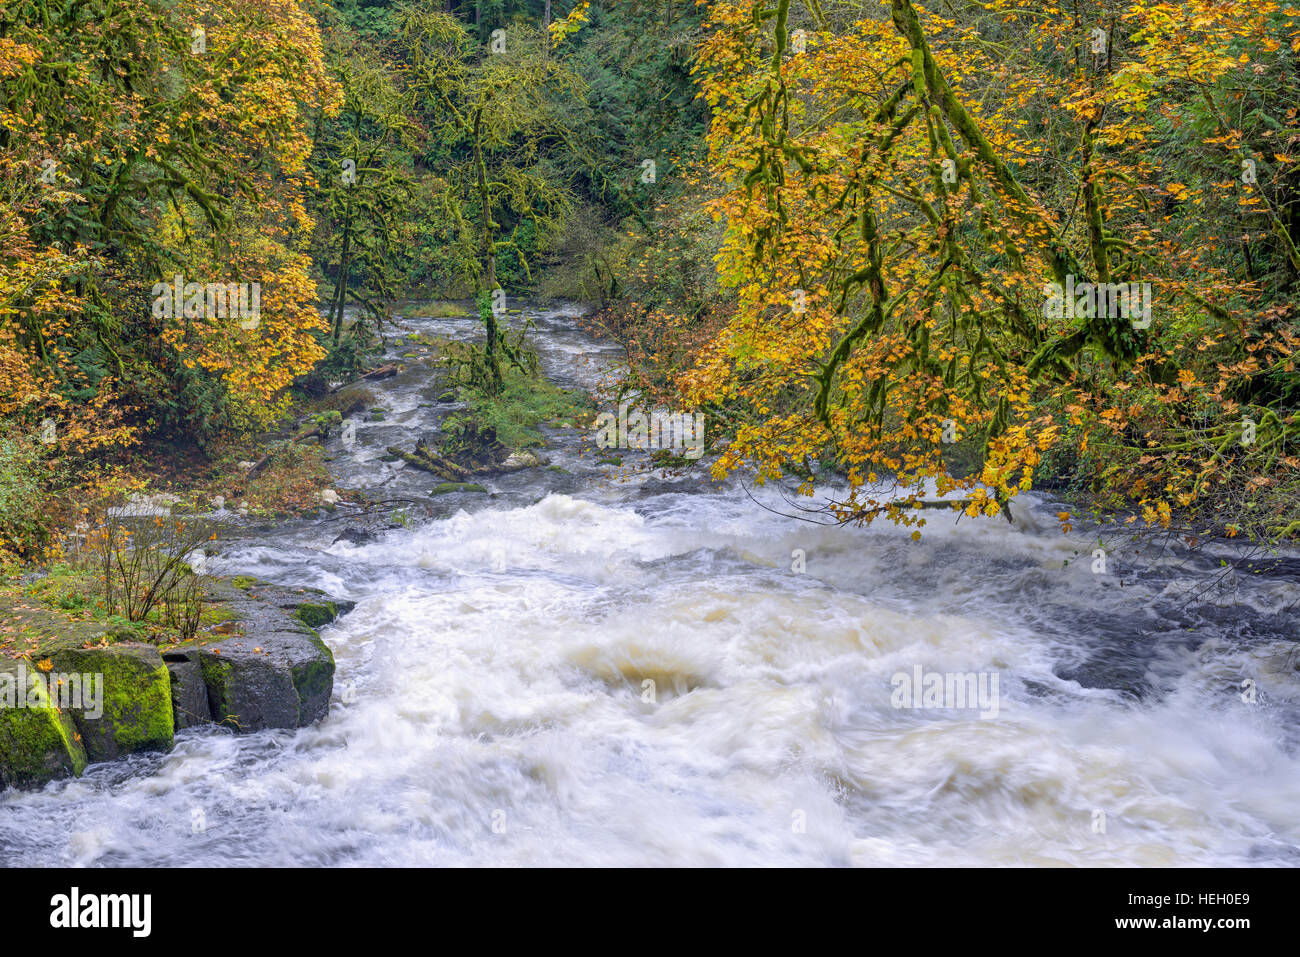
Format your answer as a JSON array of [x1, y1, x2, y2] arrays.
[[448, 367, 595, 451]]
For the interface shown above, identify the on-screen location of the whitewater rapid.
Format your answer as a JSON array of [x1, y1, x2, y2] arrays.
[[1, 304, 1297, 867]]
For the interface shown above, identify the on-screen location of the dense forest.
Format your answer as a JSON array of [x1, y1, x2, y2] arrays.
[[2, 0, 1298, 556]]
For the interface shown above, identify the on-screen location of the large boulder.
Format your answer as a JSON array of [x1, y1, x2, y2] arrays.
[[0, 659, 88, 790], [194, 579, 343, 732], [197, 630, 334, 732], [50, 644, 174, 762]]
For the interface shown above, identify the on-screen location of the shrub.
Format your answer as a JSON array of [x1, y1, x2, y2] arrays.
[[0, 429, 55, 562]]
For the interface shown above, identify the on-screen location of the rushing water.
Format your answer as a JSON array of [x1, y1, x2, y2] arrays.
[[3, 303, 1299, 867]]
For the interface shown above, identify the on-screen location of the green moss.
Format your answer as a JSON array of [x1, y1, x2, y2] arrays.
[[454, 368, 594, 450], [311, 410, 343, 432], [199, 604, 238, 625], [231, 576, 259, 590], [199, 655, 236, 729], [291, 634, 335, 713], [431, 482, 488, 495], [0, 661, 88, 788], [293, 602, 338, 630], [52, 646, 174, 759]]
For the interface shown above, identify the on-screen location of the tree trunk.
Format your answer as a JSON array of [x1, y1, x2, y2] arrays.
[[472, 106, 502, 392]]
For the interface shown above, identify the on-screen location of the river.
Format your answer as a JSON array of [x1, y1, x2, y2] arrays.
[[2, 302, 1298, 867]]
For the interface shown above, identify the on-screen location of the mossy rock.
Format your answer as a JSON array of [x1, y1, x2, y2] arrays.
[[50, 644, 174, 762], [369, 408, 386, 421], [197, 630, 335, 732], [292, 633, 336, 723], [199, 647, 299, 732], [0, 659, 88, 790], [430, 482, 488, 495], [437, 391, 458, 403], [293, 602, 338, 630], [330, 385, 375, 417], [231, 576, 260, 591]]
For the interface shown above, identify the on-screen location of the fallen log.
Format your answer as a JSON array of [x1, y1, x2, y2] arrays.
[[360, 363, 401, 381], [386, 446, 471, 481], [327, 363, 403, 394], [386, 444, 551, 481]]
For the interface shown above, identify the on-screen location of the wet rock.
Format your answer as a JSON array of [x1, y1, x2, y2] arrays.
[[162, 649, 213, 730], [294, 601, 341, 630], [199, 642, 304, 731], [331, 523, 403, 546], [198, 630, 335, 732], [193, 580, 348, 732], [50, 644, 174, 762], [499, 450, 550, 471], [333, 527, 377, 546], [332, 384, 374, 417], [0, 659, 88, 790]]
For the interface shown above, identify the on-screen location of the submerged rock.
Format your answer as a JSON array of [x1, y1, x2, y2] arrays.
[[333, 526, 376, 546], [431, 482, 489, 495]]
